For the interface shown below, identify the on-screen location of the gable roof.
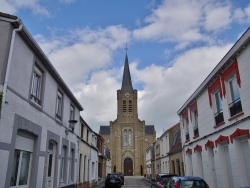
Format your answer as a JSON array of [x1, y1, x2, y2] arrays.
[[0, 12, 83, 111]]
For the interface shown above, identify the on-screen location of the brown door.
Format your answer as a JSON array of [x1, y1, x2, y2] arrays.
[[124, 158, 133, 176]]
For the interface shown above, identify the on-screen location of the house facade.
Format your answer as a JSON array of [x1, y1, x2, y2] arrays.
[[89, 134, 98, 188], [178, 27, 250, 188], [159, 130, 170, 174], [167, 122, 184, 176], [145, 144, 153, 179], [0, 12, 83, 188], [78, 117, 92, 188]]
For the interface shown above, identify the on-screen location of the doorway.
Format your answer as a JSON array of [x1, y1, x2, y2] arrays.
[[124, 158, 133, 176]]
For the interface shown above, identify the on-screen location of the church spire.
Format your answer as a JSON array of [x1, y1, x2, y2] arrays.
[[121, 53, 133, 92]]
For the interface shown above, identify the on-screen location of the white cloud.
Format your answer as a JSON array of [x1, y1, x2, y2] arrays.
[[59, 0, 75, 4], [36, 25, 131, 91], [134, 44, 232, 136], [204, 4, 231, 31], [132, 0, 250, 46], [0, 0, 49, 17], [133, 0, 205, 42]]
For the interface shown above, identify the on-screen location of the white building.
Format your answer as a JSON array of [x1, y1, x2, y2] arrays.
[[159, 130, 170, 174], [178, 27, 250, 188], [0, 12, 83, 188], [146, 144, 153, 179], [89, 133, 98, 187], [78, 117, 92, 188]]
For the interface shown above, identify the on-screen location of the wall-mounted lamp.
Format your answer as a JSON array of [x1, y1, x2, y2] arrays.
[[68, 119, 78, 132], [65, 129, 70, 135]]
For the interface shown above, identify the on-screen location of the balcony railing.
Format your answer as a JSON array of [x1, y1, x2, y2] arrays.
[[193, 127, 199, 137], [229, 99, 242, 117], [185, 133, 190, 141], [214, 111, 224, 125]]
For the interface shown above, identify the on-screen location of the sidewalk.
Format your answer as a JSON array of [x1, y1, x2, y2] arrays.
[[143, 177, 153, 184]]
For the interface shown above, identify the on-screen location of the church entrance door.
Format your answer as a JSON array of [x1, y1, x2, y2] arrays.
[[124, 158, 133, 176]]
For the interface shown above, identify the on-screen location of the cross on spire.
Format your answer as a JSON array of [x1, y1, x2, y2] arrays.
[[125, 43, 128, 54]]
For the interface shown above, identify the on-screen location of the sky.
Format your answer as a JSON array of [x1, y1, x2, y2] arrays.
[[1, 0, 250, 137]]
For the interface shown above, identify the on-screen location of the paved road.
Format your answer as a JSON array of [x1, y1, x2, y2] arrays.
[[96, 176, 151, 188]]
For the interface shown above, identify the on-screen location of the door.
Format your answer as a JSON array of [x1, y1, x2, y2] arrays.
[[45, 142, 56, 188], [242, 139, 250, 184], [124, 158, 133, 176]]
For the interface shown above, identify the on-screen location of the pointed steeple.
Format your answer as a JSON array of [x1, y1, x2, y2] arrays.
[[121, 53, 133, 92]]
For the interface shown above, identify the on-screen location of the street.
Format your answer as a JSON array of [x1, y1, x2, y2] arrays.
[[97, 176, 151, 188]]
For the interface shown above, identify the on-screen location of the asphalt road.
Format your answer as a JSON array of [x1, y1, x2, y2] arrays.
[[96, 176, 151, 188]]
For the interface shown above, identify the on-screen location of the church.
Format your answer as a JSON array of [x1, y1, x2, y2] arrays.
[[99, 53, 156, 176]]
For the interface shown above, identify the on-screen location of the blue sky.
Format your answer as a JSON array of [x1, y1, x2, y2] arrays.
[[1, 0, 250, 137]]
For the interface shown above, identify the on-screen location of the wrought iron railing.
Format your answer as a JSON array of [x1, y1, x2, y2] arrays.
[[185, 133, 190, 141], [229, 99, 242, 117], [214, 111, 224, 125], [193, 127, 199, 137]]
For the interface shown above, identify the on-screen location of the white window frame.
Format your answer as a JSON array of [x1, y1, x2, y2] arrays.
[[228, 75, 240, 104], [70, 105, 75, 120], [10, 149, 32, 187], [60, 146, 66, 182], [56, 90, 63, 121], [30, 65, 43, 106], [191, 109, 198, 129], [214, 90, 222, 114]]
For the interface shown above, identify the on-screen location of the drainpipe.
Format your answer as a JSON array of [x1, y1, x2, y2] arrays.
[[0, 19, 22, 122]]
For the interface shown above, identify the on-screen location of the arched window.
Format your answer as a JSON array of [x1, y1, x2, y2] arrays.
[[128, 129, 132, 146], [123, 130, 127, 146]]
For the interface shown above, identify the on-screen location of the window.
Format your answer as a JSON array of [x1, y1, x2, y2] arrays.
[[69, 149, 74, 182], [214, 90, 224, 125], [128, 129, 132, 146], [228, 76, 242, 117], [129, 100, 132, 112], [184, 117, 189, 141], [123, 101, 126, 112], [92, 162, 95, 179], [69, 105, 75, 131], [172, 131, 179, 147], [81, 124, 84, 138], [123, 129, 132, 147], [192, 110, 199, 137], [60, 146, 67, 182], [10, 150, 32, 187], [30, 65, 43, 105], [70, 105, 75, 120], [56, 91, 63, 121], [123, 129, 127, 146]]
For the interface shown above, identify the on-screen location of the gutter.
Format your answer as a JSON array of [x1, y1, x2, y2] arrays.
[[0, 18, 22, 120]]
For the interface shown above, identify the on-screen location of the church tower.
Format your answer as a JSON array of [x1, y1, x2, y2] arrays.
[[99, 53, 156, 176]]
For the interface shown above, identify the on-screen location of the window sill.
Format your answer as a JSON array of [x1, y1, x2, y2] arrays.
[[185, 140, 190, 143], [193, 135, 199, 139], [228, 112, 244, 121], [213, 121, 225, 129]]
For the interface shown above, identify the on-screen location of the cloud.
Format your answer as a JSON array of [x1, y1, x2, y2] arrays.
[[0, 0, 49, 17], [36, 25, 131, 91], [59, 0, 75, 4], [132, 0, 250, 45], [133, 0, 205, 42], [134, 44, 232, 136], [203, 3, 231, 31]]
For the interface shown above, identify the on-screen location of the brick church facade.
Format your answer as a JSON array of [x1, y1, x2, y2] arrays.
[[99, 54, 156, 176]]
